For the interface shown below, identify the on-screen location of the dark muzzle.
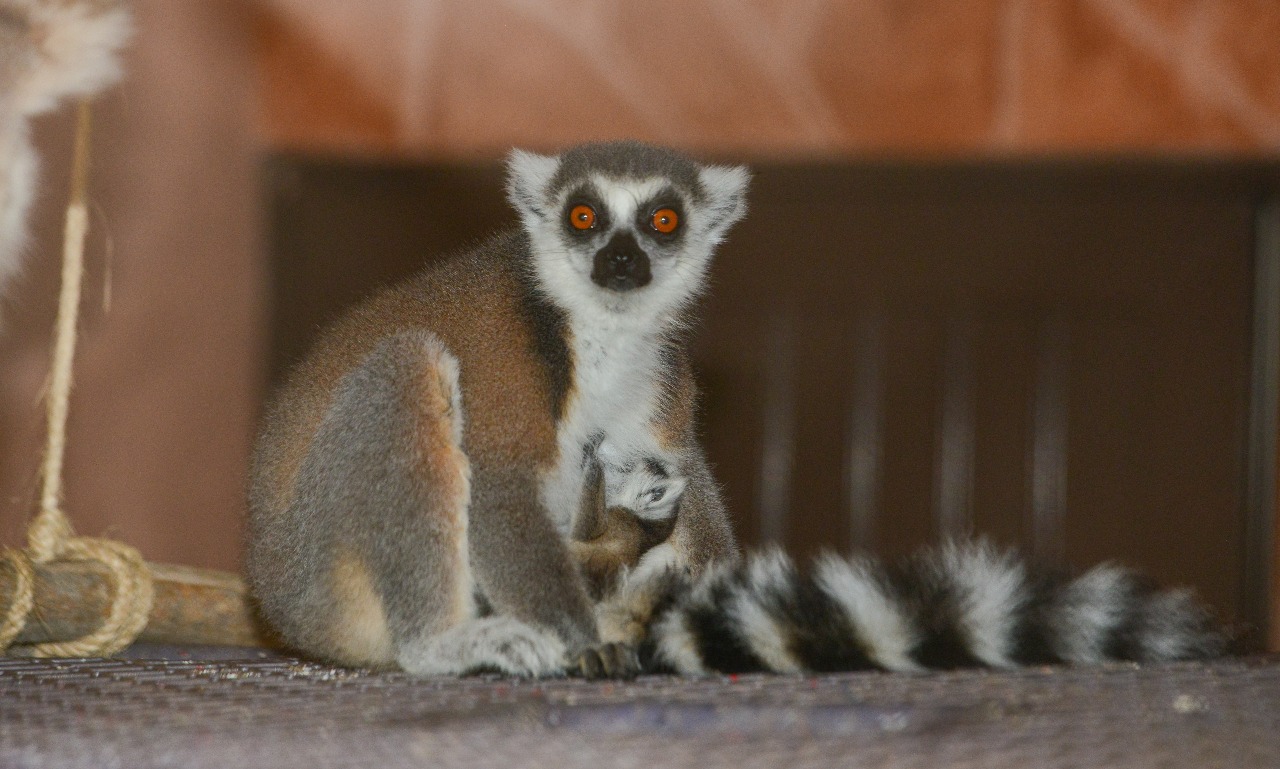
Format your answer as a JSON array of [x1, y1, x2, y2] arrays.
[[591, 232, 652, 291]]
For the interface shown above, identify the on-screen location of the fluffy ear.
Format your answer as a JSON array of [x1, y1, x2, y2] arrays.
[[657, 476, 688, 509], [505, 149, 559, 222], [698, 164, 750, 241]]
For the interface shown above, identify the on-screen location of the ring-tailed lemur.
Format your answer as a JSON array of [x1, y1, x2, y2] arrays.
[[247, 141, 746, 676]]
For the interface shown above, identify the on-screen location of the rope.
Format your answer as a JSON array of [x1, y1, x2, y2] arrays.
[[0, 550, 34, 649], [0, 101, 154, 657]]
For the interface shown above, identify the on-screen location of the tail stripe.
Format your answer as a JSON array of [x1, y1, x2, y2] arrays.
[[1010, 573, 1069, 665], [726, 554, 804, 673], [1101, 575, 1157, 662], [685, 579, 769, 674], [744, 558, 880, 673], [1134, 588, 1221, 660], [937, 543, 1026, 668], [881, 559, 986, 670], [648, 609, 708, 675], [1045, 565, 1131, 663], [813, 556, 920, 673]]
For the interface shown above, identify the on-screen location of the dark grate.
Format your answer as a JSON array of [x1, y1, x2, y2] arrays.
[[1, 650, 1277, 768]]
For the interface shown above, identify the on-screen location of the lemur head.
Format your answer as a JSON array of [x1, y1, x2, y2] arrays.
[[506, 141, 749, 322]]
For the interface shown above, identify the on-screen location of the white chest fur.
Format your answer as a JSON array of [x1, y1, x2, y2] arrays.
[[540, 315, 669, 534]]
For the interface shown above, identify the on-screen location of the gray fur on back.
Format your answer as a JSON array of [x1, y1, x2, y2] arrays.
[[548, 140, 706, 199]]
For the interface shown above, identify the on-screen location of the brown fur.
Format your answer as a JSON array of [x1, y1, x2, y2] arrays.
[[253, 243, 557, 516], [248, 238, 597, 669], [652, 350, 699, 449], [643, 351, 735, 572], [326, 547, 394, 667]]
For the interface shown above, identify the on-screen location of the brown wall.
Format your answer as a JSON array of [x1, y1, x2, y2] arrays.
[[256, 0, 1280, 156]]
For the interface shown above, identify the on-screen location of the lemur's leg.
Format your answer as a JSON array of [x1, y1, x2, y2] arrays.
[[272, 331, 473, 667], [278, 330, 564, 676]]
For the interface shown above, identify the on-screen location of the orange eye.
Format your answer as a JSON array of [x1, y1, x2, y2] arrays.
[[569, 204, 597, 230], [651, 207, 679, 234]]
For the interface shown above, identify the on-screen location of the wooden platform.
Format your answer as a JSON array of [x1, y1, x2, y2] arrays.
[[0, 649, 1275, 768]]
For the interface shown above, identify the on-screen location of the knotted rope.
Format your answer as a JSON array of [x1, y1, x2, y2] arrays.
[[0, 101, 154, 657]]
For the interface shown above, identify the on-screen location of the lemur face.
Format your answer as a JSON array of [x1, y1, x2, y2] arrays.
[[506, 141, 749, 319]]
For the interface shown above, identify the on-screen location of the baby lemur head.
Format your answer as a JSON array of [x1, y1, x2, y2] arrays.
[[506, 141, 750, 322], [572, 445, 685, 544]]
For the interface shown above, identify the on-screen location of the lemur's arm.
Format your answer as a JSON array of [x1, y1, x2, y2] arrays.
[[666, 445, 738, 570], [467, 465, 598, 652], [645, 354, 740, 574]]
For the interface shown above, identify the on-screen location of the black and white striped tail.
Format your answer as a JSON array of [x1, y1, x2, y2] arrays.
[[614, 542, 1224, 675]]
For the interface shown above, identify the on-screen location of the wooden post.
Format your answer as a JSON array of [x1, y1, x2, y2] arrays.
[[0, 560, 278, 651]]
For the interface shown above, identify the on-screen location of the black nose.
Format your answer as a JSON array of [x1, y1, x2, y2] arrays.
[[591, 232, 652, 291]]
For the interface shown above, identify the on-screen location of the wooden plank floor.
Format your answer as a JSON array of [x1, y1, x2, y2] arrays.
[[1, 649, 1275, 768]]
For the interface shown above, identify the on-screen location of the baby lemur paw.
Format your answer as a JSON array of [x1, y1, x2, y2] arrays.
[[396, 617, 567, 678], [571, 642, 641, 680]]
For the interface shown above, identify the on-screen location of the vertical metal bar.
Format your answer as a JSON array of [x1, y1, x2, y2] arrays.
[[1247, 197, 1279, 650], [759, 311, 797, 547], [935, 319, 975, 540], [847, 313, 884, 551], [1029, 314, 1070, 567]]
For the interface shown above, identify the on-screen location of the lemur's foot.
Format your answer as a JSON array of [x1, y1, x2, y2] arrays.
[[572, 641, 641, 680], [397, 617, 567, 677]]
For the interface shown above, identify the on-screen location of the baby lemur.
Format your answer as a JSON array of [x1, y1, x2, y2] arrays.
[[569, 444, 685, 601], [247, 141, 747, 676]]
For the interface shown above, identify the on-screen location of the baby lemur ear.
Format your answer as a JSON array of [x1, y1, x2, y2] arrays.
[[660, 476, 688, 511], [698, 164, 751, 243], [505, 149, 559, 223]]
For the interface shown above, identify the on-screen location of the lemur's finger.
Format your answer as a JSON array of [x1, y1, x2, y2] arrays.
[[575, 647, 605, 679], [573, 642, 640, 680]]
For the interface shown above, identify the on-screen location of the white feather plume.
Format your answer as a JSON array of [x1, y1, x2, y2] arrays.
[[0, 0, 130, 304]]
